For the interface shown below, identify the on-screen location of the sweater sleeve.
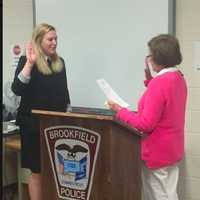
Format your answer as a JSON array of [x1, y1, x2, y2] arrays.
[[60, 57, 71, 105], [116, 78, 165, 133], [144, 78, 152, 87], [11, 56, 30, 96]]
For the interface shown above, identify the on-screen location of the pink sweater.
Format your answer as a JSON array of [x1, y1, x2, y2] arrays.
[[116, 71, 187, 169]]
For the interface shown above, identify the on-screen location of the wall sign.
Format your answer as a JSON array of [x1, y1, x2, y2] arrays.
[[10, 44, 24, 68]]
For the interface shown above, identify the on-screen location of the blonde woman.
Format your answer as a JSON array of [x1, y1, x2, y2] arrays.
[[12, 23, 71, 200]]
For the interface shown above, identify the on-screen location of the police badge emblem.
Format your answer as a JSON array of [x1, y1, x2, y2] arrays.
[[44, 125, 101, 200]]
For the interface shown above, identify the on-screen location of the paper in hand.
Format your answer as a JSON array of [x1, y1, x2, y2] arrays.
[[96, 78, 129, 108]]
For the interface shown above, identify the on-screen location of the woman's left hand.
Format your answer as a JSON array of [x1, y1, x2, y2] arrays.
[[107, 100, 122, 112]]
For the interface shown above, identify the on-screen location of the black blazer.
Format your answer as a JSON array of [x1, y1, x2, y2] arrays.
[[12, 56, 71, 125]]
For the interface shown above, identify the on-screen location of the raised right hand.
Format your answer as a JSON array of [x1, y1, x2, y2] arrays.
[[144, 56, 153, 80], [26, 42, 37, 66]]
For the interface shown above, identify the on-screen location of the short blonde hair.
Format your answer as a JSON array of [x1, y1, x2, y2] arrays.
[[32, 23, 63, 75]]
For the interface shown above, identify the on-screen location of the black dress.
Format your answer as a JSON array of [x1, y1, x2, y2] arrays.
[[12, 56, 70, 173]]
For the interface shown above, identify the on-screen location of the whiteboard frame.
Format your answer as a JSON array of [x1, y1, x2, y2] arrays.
[[32, 0, 175, 110]]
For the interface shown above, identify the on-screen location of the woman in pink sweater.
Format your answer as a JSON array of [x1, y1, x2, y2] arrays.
[[108, 34, 187, 200]]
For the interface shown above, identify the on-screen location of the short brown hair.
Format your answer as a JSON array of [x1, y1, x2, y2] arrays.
[[148, 34, 182, 68]]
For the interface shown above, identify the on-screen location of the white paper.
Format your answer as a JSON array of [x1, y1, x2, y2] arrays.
[[96, 78, 129, 107]]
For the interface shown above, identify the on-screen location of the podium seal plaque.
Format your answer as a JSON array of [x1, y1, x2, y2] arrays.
[[44, 125, 101, 200]]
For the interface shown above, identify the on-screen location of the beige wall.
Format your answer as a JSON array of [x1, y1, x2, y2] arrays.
[[3, 0, 33, 90], [176, 0, 200, 200], [3, 0, 200, 199], [3, 0, 33, 186]]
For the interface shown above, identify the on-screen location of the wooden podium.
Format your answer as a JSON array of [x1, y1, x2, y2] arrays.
[[32, 108, 142, 200]]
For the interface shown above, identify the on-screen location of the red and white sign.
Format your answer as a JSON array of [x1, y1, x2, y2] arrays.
[[10, 44, 24, 68]]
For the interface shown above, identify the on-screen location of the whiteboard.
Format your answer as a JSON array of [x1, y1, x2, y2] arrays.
[[33, 0, 175, 110]]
